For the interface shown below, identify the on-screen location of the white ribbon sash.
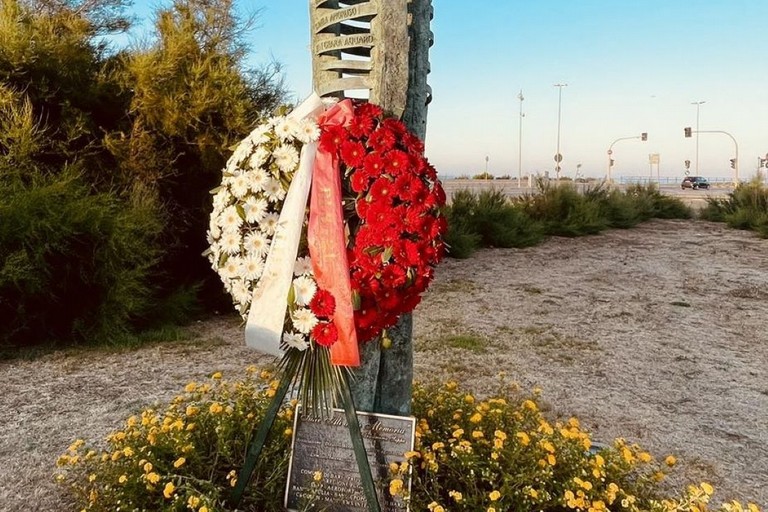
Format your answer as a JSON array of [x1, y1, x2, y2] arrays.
[[245, 94, 325, 355]]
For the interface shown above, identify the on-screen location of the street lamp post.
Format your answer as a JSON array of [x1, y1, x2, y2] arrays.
[[691, 100, 706, 174], [517, 89, 524, 188], [554, 83, 568, 180]]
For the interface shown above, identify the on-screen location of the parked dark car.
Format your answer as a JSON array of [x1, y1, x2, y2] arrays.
[[681, 176, 710, 190]]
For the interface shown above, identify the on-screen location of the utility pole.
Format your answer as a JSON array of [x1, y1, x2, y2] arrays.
[[517, 89, 524, 187], [691, 100, 705, 174], [554, 83, 567, 180]]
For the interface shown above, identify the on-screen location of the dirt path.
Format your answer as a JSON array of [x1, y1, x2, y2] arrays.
[[1, 219, 766, 510]]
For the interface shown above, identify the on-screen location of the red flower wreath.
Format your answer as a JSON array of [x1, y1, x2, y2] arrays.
[[320, 102, 447, 343]]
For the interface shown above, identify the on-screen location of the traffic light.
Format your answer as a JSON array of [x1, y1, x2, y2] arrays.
[[684, 127, 692, 138], [685, 159, 690, 169], [761, 158, 767, 168], [609, 159, 615, 167], [730, 158, 737, 169], [641, 132, 647, 141]]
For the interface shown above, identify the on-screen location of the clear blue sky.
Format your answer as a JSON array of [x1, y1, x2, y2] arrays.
[[126, 1, 768, 180]]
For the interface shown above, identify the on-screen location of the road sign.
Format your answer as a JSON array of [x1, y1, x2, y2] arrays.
[[649, 153, 660, 165], [607, 149, 613, 155], [554, 153, 563, 163]]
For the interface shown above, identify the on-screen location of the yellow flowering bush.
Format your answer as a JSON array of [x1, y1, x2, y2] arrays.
[[389, 380, 762, 512], [57, 373, 762, 512], [56, 368, 294, 511]]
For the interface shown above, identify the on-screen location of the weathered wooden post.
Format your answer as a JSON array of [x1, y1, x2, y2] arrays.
[[309, 0, 434, 415]]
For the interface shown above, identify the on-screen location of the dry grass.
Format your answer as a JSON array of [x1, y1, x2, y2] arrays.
[[1, 219, 766, 510]]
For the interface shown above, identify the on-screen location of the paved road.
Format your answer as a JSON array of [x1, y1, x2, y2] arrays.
[[441, 179, 731, 208]]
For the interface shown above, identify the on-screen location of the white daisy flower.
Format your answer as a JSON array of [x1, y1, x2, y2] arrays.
[[218, 205, 243, 231], [272, 144, 300, 173], [261, 213, 280, 235], [221, 256, 243, 279], [244, 196, 268, 223], [294, 256, 313, 276], [248, 147, 269, 171], [207, 222, 221, 241], [274, 116, 299, 141], [241, 254, 265, 280], [232, 280, 251, 305], [227, 139, 253, 167], [248, 166, 269, 192], [283, 331, 309, 351], [244, 231, 269, 257], [220, 232, 241, 255], [296, 118, 321, 143], [264, 177, 286, 202], [292, 275, 317, 306], [291, 308, 318, 334], [230, 174, 250, 199], [212, 189, 232, 210], [246, 124, 270, 146]]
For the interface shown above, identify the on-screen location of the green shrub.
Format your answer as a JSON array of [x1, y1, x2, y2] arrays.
[[57, 373, 763, 512], [443, 189, 543, 255], [623, 184, 692, 221], [0, 166, 163, 347], [702, 181, 768, 237], [520, 182, 607, 237]]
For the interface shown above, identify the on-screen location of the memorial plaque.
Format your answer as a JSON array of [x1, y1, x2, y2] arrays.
[[285, 407, 415, 511]]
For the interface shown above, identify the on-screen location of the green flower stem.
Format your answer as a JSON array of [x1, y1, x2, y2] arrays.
[[229, 374, 292, 507], [340, 373, 382, 512]]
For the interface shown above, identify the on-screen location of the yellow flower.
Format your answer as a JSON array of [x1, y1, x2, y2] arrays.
[[284, 428, 293, 437], [143, 462, 153, 473], [464, 394, 475, 404], [118, 475, 127, 484], [173, 457, 186, 468], [472, 430, 484, 439], [638, 451, 652, 463], [431, 442, 445, 450], [488, 509, 496, 512], [489, 490, 501, 501], [146, 472, 161, 484], [427, 502, 445, 512], [186, 405, 199, 416], [701, 482, 714, 496], [187, 496, 201, 508], [528, 488, 539, 499], [389, 478, 403, 496], [184, 382, 197, 392], [211, 371, 222, 379], [122, 447, 134, 457], [209, 402, 224, 414], [547, 453, 557, 465], [665, 455, 677, 466], [494, 430, 507, 440], [452, 428, 464, 438], [449, 490, 463, 502], [516, 432, 530, 446], [404, 450, 420, 459], [88, 474, 96, 482], [200, 507, 209, 512], [313, 471, 323, 482], [469, 412, 483, 423]]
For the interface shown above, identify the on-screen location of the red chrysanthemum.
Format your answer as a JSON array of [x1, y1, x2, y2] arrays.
[[319, 125, 348, 152], [309, 289, 336, 319], [340, 140, 366, 168], [311, 322, 339, 347], [367, 127, 397, 152], [348, 114, 375, 138]]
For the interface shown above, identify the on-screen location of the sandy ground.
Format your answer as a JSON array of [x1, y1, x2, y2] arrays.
[[1, 219, 766, 510]]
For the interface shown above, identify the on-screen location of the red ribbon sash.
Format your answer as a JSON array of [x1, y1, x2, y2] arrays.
[[308, 100, 360, 366]]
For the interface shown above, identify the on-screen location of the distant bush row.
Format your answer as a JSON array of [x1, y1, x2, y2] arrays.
[[444, 182, 693, 259]]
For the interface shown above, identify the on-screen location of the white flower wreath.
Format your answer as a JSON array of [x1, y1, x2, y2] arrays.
[[205, 113, 322, 352]]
